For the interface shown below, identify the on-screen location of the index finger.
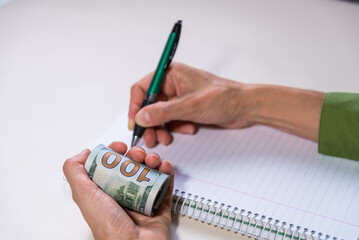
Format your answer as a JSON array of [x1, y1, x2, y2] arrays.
[[63, 149, 91, 186], [128, 72, 154, 129]]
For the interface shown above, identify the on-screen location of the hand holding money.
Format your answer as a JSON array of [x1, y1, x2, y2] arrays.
[[85, 144, 171, 216], [63, 141, 174, 240]]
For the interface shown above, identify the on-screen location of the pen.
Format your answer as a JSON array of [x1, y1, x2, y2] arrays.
[[131, 20, 182, 147]]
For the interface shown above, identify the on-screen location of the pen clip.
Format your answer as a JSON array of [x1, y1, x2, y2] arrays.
[[164, 40, 178, 69], [164, 21, 181, 69]]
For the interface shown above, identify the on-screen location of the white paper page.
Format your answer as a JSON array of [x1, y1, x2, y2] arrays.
[[94, 113, 359, 239]]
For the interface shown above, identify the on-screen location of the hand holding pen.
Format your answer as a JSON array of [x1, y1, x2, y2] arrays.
[[128, 21, 258, 148], [131, 20, 182, 147]]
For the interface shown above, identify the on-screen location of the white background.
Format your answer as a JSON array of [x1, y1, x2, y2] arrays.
[[1, 0, 359, 239]]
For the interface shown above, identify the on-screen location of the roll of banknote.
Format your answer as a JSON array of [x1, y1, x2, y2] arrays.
[[84, 144, 171, 216]]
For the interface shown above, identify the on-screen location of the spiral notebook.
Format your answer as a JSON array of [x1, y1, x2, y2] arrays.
[[94, 114, 359, 240]]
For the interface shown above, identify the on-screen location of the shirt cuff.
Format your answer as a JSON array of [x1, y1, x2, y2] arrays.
[[318, 92, 359, 161]]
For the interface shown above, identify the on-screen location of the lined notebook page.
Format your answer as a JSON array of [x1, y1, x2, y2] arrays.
[[94, 114, 359, 239]]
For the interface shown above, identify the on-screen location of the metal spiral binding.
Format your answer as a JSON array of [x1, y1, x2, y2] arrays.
[[214, 203, 224, 227], [241, 211, 252, 235], [171, 189, 337, 240], [172, 190, 183, 215], [201, 199, 211, 223], [194, 197, 205, 221], [249, 213, 259, 237], [221, 205, 232, 229], [180, 193, 191, 216], [235, 209, 245, 233], [282, 222, 288, 239], [258, 215, 267, 237], [229, 207, 238, 231], [208, 201, 218, 225], [188, 195, 198, 218]]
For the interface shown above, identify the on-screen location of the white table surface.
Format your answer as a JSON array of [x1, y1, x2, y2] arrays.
[[1, 0, 359, 239]]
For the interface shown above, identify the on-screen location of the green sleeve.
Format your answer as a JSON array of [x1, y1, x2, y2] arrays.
[[318, 92, 359, 161]]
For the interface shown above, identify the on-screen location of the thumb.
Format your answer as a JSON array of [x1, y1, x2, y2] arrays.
[[135, 99, 188, 127]]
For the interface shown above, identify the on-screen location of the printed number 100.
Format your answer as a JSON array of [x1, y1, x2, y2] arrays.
[[101, 152, 151, 183]]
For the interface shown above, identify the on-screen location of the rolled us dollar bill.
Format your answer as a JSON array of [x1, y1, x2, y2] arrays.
[[84, 144, 171, 216]]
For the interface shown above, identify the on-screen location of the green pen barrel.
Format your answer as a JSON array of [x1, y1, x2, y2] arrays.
[[147, 32, 176, 95]]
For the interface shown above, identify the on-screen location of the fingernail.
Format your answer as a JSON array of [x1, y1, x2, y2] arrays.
[[136, 110, 151, 126], [80, 149, 89, 155], [183, 125, 195, 134], [148, 152, 161, 159], [128, 119, 135, 130], [132, 146, 146, 153]]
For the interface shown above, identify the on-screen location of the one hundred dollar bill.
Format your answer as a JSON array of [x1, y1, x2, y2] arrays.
[[84, 144, 171, 216]]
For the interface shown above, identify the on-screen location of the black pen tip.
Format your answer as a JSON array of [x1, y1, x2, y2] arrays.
[[177, 20, 182, 25]]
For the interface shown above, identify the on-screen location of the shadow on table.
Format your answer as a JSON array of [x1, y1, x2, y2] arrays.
[[338, 0, 359, 4], [170, 213, 180, 240]]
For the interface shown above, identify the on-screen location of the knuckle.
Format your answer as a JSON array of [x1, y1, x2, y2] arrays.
[[62, 158, 73, 174], [130, 84, 140, 95]]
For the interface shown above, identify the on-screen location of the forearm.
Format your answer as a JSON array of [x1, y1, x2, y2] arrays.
[[245, 84, 325, 142]]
